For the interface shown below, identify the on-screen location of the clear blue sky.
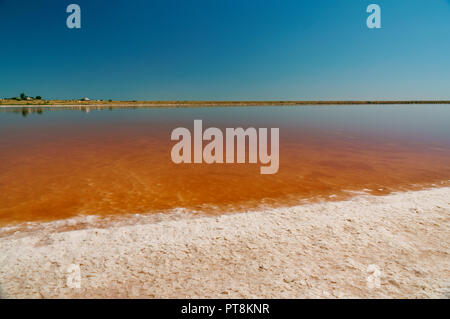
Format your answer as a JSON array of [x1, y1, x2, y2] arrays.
[[1, 0, 449, 100]]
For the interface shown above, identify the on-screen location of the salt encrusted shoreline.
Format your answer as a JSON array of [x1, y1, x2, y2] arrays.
[[0, 187, 449, 299]]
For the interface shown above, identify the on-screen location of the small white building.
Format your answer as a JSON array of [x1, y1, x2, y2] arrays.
[[81, 97, 90, 101]]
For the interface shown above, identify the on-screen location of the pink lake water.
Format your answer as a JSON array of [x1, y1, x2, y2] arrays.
[[0, 105, 449, 226]]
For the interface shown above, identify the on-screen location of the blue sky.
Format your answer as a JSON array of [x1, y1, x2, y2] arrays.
[[1, 0, 449, 100]]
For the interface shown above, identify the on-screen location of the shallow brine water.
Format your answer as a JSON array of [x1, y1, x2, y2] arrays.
[[0, 105, 449, 226]]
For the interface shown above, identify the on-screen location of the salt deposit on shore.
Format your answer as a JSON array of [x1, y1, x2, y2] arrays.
[[0, 187, 449, 299]]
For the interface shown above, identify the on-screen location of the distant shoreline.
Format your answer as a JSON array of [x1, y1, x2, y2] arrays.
[[1, 99, 450, 108]]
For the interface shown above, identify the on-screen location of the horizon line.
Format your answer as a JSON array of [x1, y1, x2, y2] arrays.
[[1, 99, 450, 107]]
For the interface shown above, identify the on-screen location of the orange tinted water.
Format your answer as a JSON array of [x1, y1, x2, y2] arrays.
[[0, 105, 449, 226]]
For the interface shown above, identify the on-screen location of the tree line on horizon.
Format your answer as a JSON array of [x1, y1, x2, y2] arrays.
[[3, 93, 42, 101]]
